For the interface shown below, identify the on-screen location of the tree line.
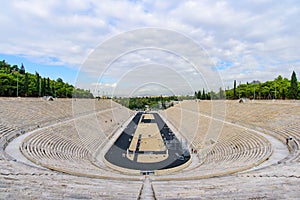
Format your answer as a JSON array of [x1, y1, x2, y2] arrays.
[[195, 71, 299, 100], [113, 95, 193, 110], [0, 60, 93, 98]]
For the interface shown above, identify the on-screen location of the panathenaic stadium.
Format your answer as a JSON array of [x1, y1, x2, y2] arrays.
[[0, 97, 299, 199]]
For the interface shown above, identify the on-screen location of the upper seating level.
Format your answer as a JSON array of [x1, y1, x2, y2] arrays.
[[166, 100, 300, 151], [0, 98, 121, 130]]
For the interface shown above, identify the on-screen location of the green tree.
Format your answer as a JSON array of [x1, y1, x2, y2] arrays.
[[0, 60, 11, 73], [0, 73, 14, 96], [52, 83, 56, 97], [290, 71, 298, 99], [282, 88, 286, 100], [36, 72, 40, 97], [11, 65, 19, 72], [0, 60, 93, 98], [197, 90, 201, 99], [201, 88, 206, 100], [41, 77, 46, 96], [19, 63, 25, 74], [233, 80, 237, 99], [24, 73, 29, 96], [46, 77, 50, 96]]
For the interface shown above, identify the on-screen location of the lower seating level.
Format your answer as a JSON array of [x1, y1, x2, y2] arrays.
[[0, 160, 143, 199]]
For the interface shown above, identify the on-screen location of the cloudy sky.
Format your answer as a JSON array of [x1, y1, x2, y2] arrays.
[[1, 0, 299, 96]]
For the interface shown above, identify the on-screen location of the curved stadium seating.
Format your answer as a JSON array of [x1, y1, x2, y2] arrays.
[[0, 98, 299, 199]]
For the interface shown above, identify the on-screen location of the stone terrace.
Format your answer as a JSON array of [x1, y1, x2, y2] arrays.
[[154, 100, 299, 199], [1, 98, 299, 199]]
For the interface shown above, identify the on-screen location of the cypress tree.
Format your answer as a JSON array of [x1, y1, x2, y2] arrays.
[[42, 78, 46, 96], [36, 72, 40, 97], [24, 73, 28, 96], [46, 77, 50, 96], [52, 85, 55, 97], [282, 88, 286, 100], [202, 88, 206, 100], [19, 63, 25, 74], [290, 71, 298, 99], [197, 90, 201, 99], [233, 80, 237, 99]]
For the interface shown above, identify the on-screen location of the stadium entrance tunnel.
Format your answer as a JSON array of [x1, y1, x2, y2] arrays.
[[103, 112, 191, 175]]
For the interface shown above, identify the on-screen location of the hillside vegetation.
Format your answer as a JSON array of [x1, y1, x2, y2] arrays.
[[0, 60, 93, 98], [195, 72, 300, 100]]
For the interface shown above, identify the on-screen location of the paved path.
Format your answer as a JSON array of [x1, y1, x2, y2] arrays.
[[5, 129, 45, 169]]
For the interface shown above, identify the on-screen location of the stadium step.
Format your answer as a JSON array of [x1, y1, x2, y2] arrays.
[[138, 176, 155, 200]]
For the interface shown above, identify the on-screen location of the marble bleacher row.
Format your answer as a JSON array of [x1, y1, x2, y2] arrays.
[[158, 100, 299, 179], [152, 175, 300, 199], [153, 118, 272, 179], [173, 100, 300, 163], [0, 98, 121, 130], [0, 98, 143, 198], [1, 98, 133, 176], [20, 108, 136, 178], [0, 123, 17, 157], [266, 121, 300, 163], [0, 98, 126, 158], [151, 100, 299, 199], [0, 159, 143, 199], [1, 98, 299, 199], [180, 100, 300, 133], [17, 99, 136, 178]]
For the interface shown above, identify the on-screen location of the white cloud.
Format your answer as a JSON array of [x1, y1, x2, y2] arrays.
[[0, 0, 299, 94]]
